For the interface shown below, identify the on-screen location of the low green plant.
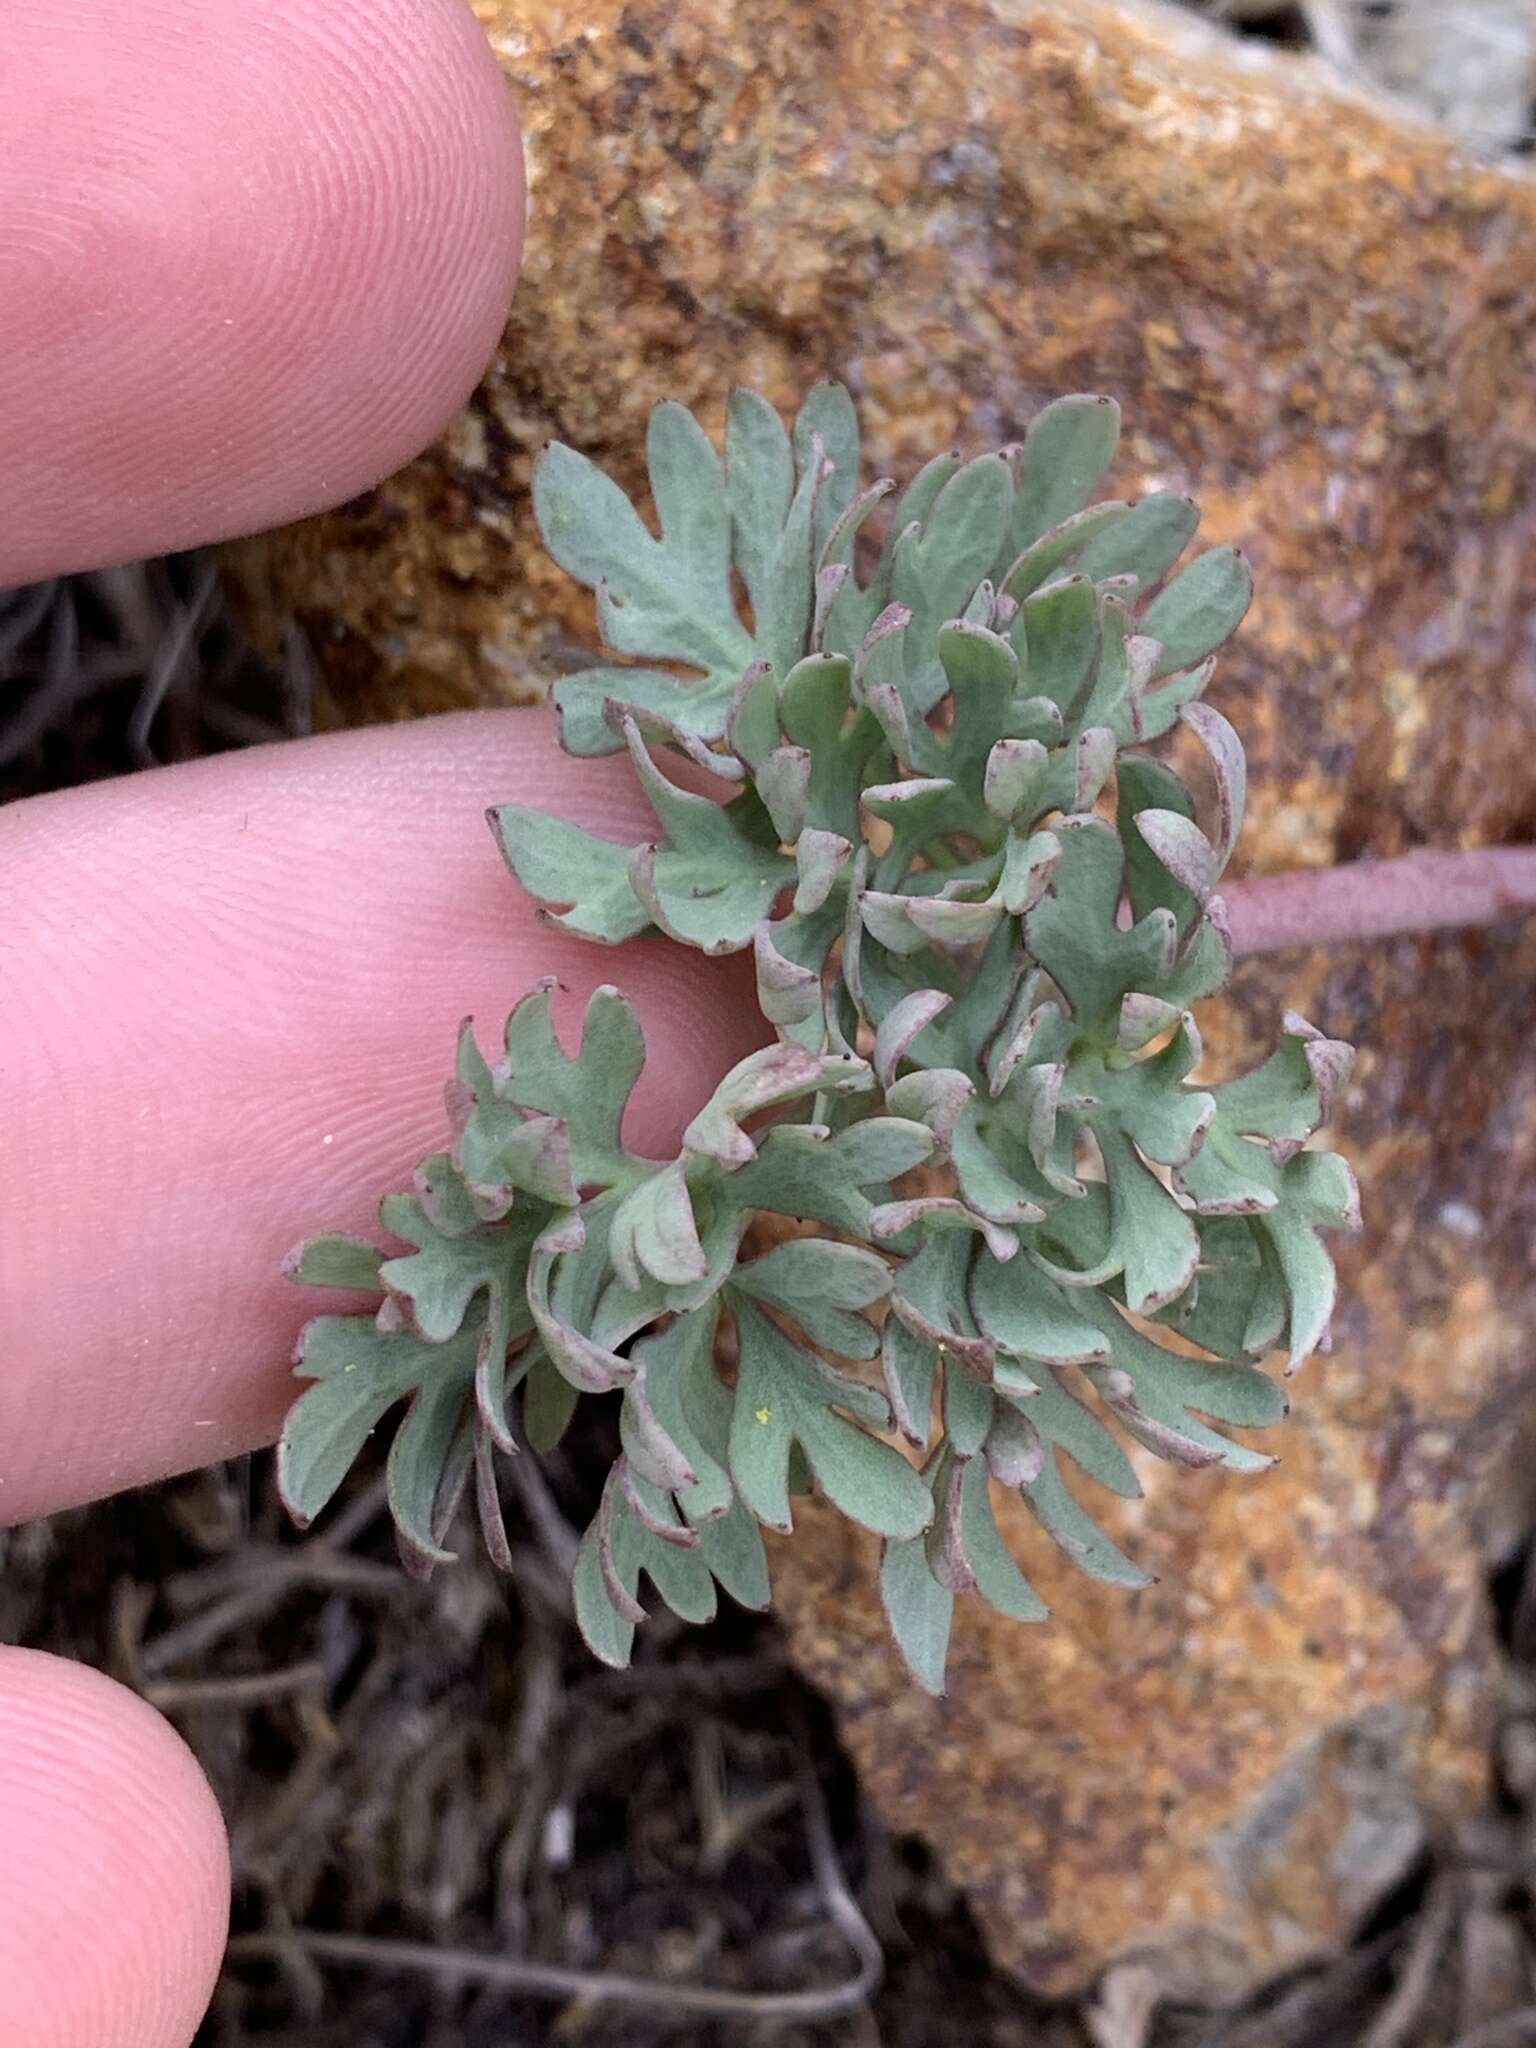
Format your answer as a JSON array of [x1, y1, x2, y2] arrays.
[[278, 384, 1358, 1693]]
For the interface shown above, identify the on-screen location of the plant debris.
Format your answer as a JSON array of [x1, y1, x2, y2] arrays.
[[7, 1427, 1536, 2044]]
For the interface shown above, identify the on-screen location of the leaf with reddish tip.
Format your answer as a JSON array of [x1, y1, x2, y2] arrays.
[[854, 601, 913, 695], [1136, 808, 1217, 906], [476, 1327, 533, 1457], [994, 829, 1060, 916], [904, 892, 1005, 948], [753, 919, 825, 1040], [1181, 700, 1247, 869], [888, 1229, 995, 1377], [983, 737, 1048, 823], [603, 696, 746, 780], [886, 1067, 974, 1151], [475, 1435, 514, 1572], [618, 1359, 704, 1490], [1073, 726, 1118, 812], [490, 805, 651, 944], [756, 744, 812, 842], [609, 1159, 708, 1291], [793, 828, 852, 914], [628, 806, 793, 958], [623, 1305, 731, 1523], [500, 982, 644, 1189], [861, 775, 960, 831], [873, 989, 953, 1087], [681, 1042, 827, 1167], [527, 1227, 635, 1395], [858, 890, 932, 955], [985, 1399, 1044, 1488]]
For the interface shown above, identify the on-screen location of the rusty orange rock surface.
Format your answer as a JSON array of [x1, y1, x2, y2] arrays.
[[223, 0, 1536, 2000]]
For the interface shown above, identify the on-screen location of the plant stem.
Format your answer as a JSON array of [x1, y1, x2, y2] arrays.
[[1225, 846, 1536, 957]]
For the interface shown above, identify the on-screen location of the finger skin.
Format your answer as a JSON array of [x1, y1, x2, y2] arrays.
[[0, 0, 523, 582], [0, 1649, 229, 2048], [0, 711, 765, 1523]]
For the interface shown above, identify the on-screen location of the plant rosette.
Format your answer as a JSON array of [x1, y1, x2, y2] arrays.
[[279, 383, 1363, 1694]]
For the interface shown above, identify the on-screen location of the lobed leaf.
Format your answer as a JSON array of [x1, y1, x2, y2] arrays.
[[490, 805, 652, 944], [727, 1301, 932, 1538]]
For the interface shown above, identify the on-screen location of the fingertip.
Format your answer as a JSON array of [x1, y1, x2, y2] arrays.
[[0, 1649, 228, 2048], [1, 0, 525, 581]]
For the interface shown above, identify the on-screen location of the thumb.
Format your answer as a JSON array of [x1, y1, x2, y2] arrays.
[[0, 1648, 228, 2047], [0, 710, 767, 1523]]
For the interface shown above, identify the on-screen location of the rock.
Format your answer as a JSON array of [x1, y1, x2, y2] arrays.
[[1207, 0, 1536, 161], [1318, 0, 1536, 159], [223, 0, 1536, 2002]]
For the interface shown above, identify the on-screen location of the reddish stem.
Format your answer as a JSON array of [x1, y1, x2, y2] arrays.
[[1225, 846, 1536, 956]]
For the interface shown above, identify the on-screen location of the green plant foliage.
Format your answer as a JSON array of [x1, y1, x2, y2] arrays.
[[280, 384, 1359, 1693]]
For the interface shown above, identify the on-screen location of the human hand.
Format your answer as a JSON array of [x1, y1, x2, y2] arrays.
[[0, 7, 761, 2042]]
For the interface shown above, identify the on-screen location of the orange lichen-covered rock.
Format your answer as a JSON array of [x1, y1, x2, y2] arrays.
[[223, 0, 1536, 2001]]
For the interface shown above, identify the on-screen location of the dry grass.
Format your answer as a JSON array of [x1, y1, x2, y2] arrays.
[[0, 554, 313, 803], [5, 1402, 1536, 2046]]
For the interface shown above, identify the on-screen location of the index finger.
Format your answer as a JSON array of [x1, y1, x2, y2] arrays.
[[0, 711, 765, 1523]]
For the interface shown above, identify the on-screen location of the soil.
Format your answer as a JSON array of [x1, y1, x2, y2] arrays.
[[7, 559, 1536, 2047]]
